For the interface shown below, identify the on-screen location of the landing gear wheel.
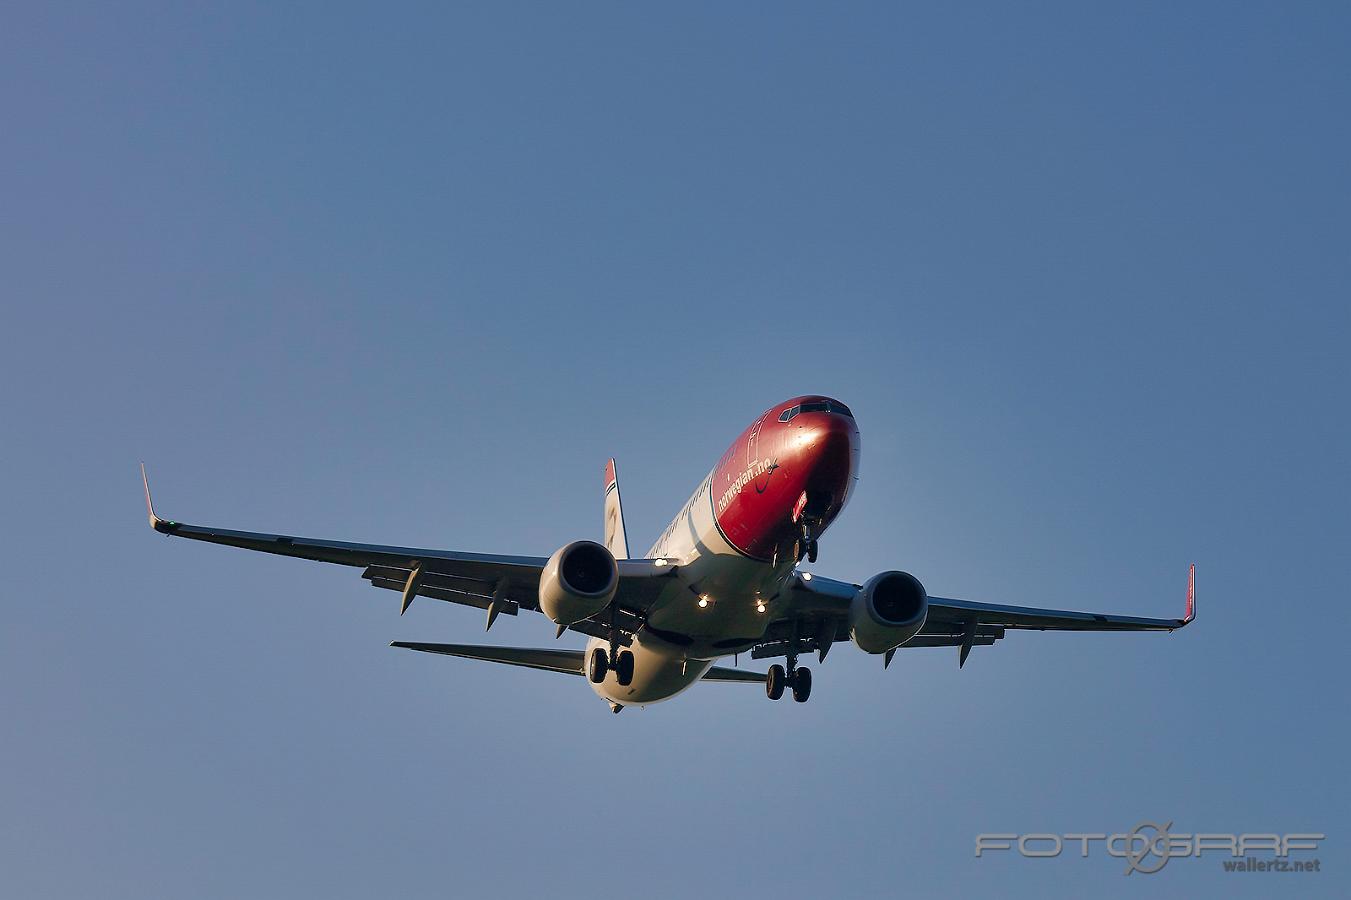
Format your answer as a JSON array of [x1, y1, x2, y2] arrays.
[[792, 666, 812, 702], [615, 650, 635, 687], [766, 664, 786, 701], [806, 540, 818, 563], [588, 646, 610, 684]]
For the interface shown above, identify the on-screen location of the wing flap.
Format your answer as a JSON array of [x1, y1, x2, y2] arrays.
[[365, 575, 522, 617]]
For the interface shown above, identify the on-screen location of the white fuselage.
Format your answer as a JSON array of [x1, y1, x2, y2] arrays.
[[586, 468, 796, 708]]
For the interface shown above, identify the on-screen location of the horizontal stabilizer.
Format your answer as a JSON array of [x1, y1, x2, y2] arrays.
[[391, 642, 583, 675], [393, 641, 768, 685], [702, 666, 766, 684]]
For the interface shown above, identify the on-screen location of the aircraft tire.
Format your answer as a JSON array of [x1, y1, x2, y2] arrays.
[[588, 647, 609, 684], [766, 664, 786, 700], [792, 666, 812, 703], [615, 650, 635, 686]]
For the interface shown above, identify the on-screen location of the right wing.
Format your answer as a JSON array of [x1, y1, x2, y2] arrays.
[[786, 567, 1195, 634], [142, 465, 673, 639], [761, 566, 1195, 665]]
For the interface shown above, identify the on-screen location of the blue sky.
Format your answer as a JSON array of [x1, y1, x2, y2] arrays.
[[2, 3, 1347, 897]]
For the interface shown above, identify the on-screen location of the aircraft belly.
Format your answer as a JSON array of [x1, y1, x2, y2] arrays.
[[589, 636, 712, 706]]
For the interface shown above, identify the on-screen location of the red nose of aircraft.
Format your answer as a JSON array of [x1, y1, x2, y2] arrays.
[[787, 401, 860, 517], [711, 396, 861, 561]]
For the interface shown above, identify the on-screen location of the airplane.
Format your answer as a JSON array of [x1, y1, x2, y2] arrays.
[[142, 395, 1195, 713]]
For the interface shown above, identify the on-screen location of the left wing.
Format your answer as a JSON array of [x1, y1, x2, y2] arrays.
[[141, 466, 672, 638]]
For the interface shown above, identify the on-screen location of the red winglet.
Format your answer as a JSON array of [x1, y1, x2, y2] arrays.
[[1184, 563, 1196, 623], [140, 463, 177, 534]]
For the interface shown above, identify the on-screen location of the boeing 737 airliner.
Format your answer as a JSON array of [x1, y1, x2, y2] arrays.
[[143, 395, 1194, 712]]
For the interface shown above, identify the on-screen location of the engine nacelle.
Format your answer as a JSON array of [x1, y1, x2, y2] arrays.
[[849, 571, 929, 654], [538, 541, 618, 625]]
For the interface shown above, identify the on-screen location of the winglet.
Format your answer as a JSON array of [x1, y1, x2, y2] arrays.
[[140, 463, 178, 534], [1183, 563, 1196, 624]]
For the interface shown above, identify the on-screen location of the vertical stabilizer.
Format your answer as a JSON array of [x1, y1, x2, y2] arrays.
[[603, 459, 630, 559]]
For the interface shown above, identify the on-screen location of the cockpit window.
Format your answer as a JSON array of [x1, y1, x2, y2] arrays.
[[790, 400, 854, 419]]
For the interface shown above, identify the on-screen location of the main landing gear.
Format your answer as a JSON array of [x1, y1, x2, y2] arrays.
[[766, 618, 813, 703], [589, 605, 636, 687], [588, 646, 635, 687], [765, 658, 812, 703]]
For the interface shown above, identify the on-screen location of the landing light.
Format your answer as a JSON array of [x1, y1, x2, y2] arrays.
[[698, 595, 710, 608], [653, 558, 669, 567], [756, 601, 767, 614], [800, 571, 813, 582]]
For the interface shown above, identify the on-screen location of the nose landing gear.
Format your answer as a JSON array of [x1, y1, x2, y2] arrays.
[[791, 491, 833, 564], [793, 517, 822, 564]]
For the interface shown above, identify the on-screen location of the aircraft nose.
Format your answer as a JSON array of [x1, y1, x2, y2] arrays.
[[795, 412, 859, 491]]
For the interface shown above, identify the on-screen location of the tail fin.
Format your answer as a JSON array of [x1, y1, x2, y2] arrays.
[[603, 459, 630, 559]]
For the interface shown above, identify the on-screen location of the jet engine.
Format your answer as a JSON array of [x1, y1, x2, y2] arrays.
[[849, 571, 928, 654], [538, 541, 618, 625]]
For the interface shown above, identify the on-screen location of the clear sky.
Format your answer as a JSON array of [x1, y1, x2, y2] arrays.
[[2, 3, 1348, 897]]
